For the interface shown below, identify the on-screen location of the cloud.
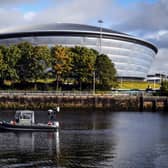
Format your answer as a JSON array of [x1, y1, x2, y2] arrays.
[[31, 0, 112, 24], [0, 0, 167, 74], [0, 8, 24, 28], [24, 11, 36, 21], [109, 0, 168, 74], [143, 30, 168, 49], [0, 0, 37, 6], [149, 48, 168, 74], [112, 0, 168, 33], [0, 0, 113, 28], [0, 0, 39, 28]]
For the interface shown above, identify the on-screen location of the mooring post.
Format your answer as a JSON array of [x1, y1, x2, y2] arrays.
[[152, 99, 156, 112], [139, 94, 143, 112], [164, 98, 168, 112], [94, 96, 97, 108]]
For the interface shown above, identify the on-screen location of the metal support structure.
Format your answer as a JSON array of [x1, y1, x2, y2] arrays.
[[98, 20, 103, 54], [153, 79, 155, 89], [93, 71, 95, 95]]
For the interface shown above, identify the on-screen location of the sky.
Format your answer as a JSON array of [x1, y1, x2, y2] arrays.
[[0, 0, 167, 74]]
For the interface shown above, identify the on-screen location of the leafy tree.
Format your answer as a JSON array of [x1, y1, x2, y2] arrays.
[[0, 50, 7, 84], [160, 80, 168, 96], [51, 45, 72, 90], [32, 46, 51, 81], [4, 45, 21, 81], [0, 45, 8, 56], [17, 42, 34, 82], [0, 42, 117, 91], [70, 46, 96, 90], [95, 54, 117, 90], [0, 46, 8, 84]]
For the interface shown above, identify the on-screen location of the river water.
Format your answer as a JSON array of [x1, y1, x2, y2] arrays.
[[0, 110, 168, 168]]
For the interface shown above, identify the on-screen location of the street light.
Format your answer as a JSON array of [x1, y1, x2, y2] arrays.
[[98, 20, 103, 53], [92, 20, 103, 95], [165, 72, 168, 81], [163, 72, 167, 81], [93, 71, 95, 95]]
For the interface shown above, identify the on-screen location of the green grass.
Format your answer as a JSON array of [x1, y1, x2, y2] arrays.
[[118, 81, 160, 90], [3, 79, 160, 91], [4, 80, 12, 86], [36, 78, 55, 83]]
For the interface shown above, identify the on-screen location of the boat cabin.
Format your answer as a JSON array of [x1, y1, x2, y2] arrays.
[[15, 110, 35, 125]]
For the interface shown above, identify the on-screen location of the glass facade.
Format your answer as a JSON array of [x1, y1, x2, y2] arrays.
[[0, 35, 156, 79]]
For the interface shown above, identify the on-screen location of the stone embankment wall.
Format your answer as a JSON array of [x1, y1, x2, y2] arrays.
[[0, 95, 139, 111], [0, 94, 167, 111]]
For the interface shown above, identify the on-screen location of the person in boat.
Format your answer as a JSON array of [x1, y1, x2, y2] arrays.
[[48, 109, 56, 125], [47, 107, 60, 125], [15, 112, 20, 123]]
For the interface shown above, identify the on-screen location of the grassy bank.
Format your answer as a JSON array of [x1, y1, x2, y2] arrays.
[[118, 81, 160, 90], [1, 79, 161, 92]]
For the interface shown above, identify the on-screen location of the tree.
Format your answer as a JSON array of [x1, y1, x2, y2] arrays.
[[32, 46, 51, 81], [51, 45, 72, 90], [4, 45, 21, 81], [0, 45, 8, 56], [160, 80, 168, 96], [70, 46, 96, 90], [17, 42, 34, 82], [95, 54, 117, 90], [0, 50, 7, 84]]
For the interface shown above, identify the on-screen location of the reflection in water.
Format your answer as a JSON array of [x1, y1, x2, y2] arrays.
[[59, 110, 114, 130], [0, 131, 60, 167], [1, 111, 168, 167], [0, 129, 117, 168], [59, 129, 117, 168], [56, 131, 60, 158], [0, 110, 117, 168], [15, 132, 35, 152]]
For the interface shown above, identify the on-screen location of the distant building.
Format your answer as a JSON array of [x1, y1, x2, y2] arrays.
[[146, 73, 167, 83], [0, 23, 158, 80]]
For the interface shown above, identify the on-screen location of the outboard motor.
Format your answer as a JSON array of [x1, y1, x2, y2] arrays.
[[48, 109, 56, 122]]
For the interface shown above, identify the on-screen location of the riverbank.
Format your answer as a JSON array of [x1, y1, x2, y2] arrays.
[[0, 94, 137, 110], [0, 93, 167, 111]]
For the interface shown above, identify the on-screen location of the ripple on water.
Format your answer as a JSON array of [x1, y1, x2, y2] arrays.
[[0, 111, 168, 167]]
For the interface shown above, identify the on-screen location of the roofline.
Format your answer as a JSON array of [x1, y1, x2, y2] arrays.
[[0, 30, 158, 53]]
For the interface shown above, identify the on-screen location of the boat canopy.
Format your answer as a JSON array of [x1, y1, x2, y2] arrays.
[[15, 110, 35, 125]]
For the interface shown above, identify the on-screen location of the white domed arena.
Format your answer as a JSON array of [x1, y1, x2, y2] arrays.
[[0, 23, 157, 80]]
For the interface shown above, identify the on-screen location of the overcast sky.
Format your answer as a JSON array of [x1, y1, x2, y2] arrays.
[[0, 0, 166, 74]]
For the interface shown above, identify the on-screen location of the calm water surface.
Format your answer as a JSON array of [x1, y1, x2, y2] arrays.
[[0, 110, 168, 168]]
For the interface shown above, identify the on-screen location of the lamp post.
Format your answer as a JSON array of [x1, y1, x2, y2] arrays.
[[98, 20, 103, 53], [93, 71, 95, 95], [92, 20, 103, 95], [153, 78, 155, 89], [165, 72, 166, 81], [120, 77, 123, 88], [163, 72, 167, 81]]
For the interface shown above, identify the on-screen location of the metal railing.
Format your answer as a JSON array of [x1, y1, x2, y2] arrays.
[[0, 90, 96, 96], [0, 90, 154, 97]]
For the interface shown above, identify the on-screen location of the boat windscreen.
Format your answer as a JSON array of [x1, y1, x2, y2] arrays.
[[22, 113, 32, 119], [15, 112, 20, 120]]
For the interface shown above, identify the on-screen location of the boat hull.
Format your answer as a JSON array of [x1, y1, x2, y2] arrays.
[[0, 122, 59, 132]]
